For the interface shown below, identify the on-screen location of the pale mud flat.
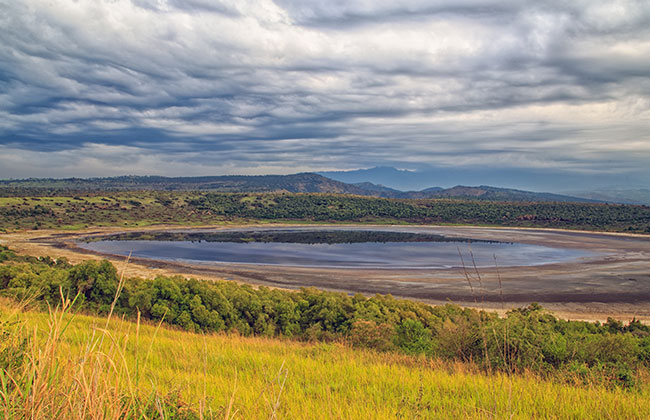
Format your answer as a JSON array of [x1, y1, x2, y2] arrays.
[[2, 224, 650, 323]]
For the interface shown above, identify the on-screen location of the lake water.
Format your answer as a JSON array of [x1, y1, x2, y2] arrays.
[[77, 228, 594, 269]]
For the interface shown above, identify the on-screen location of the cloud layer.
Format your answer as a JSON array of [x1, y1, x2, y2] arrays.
[[1, 0, 649, 188]]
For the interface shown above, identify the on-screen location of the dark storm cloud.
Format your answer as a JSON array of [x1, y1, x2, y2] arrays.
[[0, 0, 649, 188]]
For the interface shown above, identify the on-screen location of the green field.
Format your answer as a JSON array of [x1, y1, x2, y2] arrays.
[[2, 300, 649, 420]]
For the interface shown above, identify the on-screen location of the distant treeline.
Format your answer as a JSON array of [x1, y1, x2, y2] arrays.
[[1, 245, 649, 388], [1, 191, 650, 233], [192, 193, 650, 232], [0, 173, 369, 195], [88, 229, 489, 245]]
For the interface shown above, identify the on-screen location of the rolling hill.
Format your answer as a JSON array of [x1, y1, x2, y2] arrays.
[[0, 173, 369, 195]]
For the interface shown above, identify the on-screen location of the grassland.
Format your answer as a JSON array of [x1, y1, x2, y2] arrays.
[[2, 299, 649, 420], [1, 190, 650, 233]]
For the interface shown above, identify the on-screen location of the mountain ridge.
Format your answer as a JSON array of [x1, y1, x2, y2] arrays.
[[351, 182, 597, 202], [0, 173, 600, 203]]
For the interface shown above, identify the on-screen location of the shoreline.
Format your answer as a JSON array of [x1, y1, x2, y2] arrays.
[[2, 223, 650, 323]]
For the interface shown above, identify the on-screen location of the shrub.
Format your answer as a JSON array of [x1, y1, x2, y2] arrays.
[[348, 320, 396, 352], [395, 319, 432, 355]]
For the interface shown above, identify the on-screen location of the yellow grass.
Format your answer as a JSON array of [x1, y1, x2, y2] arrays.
[[1, 299, 649, 420]]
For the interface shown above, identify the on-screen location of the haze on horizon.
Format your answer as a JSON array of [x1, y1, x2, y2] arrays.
[[1, 0, 649, 192]]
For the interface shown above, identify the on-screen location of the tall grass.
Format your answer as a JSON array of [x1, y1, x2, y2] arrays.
[[0, 293, 235, 419], [1, 297, 649, 419]]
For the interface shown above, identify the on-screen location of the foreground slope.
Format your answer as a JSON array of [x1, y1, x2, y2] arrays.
[[2, 302, 649, 420]]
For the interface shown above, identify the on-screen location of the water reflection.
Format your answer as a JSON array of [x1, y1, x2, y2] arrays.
[[77, 228, 593, 269]]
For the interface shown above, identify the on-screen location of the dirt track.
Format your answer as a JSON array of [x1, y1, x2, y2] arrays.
[[2, 224, 650, 322]]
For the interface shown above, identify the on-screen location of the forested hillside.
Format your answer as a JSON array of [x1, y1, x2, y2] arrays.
[[1, 192, 649, 232]]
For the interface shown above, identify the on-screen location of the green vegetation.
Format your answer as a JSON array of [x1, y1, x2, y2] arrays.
[[3, 299, 650, 419], [1, 245, 649, 391], [1, 191, 650, 233]]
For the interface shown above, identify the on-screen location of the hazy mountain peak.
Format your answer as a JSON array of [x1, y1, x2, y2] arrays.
[[318, 166, 424, 190]]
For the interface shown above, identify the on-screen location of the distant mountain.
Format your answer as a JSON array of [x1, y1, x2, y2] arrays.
[[565, 189, 650, 206], [319, 165, 650, 193], [420, 187, 444, 193], [352, 182, 405, 198], [319, 166, 425, 190], [320, 166, 596, 202], [348, 181, 592, 202]]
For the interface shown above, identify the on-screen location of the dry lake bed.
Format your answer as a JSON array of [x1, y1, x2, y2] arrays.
[[3, 224, 650, 322]]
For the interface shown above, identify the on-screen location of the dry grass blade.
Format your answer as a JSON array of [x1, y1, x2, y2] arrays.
[[102, 251, 131, 336], [224, 368, 238, 420], [468, 245, 483, 291], [457, 246, 475, 299], [493, 254, 504, 311], [268, 361, 288, 420]]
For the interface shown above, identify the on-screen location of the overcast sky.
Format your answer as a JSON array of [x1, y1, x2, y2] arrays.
[[1, 0, 649, 190]]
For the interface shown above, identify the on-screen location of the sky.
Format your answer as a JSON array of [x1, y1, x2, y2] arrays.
[[1, 0, 649, 191]]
